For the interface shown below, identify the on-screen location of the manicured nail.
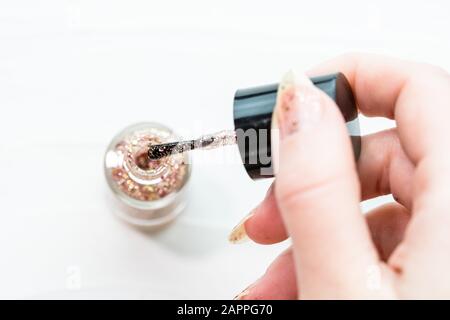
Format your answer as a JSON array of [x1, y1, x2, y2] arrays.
[[274, 71, 324, 138], [228, 211, 255, 244], [233, 288, 250, 300], [233, 279, 261, 300]]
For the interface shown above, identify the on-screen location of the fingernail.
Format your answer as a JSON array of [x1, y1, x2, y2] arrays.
[[228, 211, 255, 244], [233, 279, 261, 300], [274, 71, 324, 138], [233, 288, 250, 300]]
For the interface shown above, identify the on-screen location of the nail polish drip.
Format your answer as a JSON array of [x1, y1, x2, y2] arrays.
[[147, 130, 237, 160]]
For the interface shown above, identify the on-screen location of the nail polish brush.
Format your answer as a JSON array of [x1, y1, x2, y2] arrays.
[[148, 73, 361, 180], [147, 130, 238, 160]]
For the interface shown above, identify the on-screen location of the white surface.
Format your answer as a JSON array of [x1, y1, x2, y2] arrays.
[[0, 0, 449, 299]]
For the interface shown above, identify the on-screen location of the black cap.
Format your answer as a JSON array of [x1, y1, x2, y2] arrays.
[[233, 72, 361, 180]]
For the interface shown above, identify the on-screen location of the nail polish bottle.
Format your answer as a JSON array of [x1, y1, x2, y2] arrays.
[[233, 73, 361, 179], [104, 122, 191, 227]]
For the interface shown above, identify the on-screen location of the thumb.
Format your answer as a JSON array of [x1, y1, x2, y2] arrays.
[[271, 72, 385, 299]]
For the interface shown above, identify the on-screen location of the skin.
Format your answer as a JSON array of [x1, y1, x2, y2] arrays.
[[238, 53, 450, 299]]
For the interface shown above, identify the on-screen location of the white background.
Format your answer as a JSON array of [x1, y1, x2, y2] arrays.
[[0, 0, 449, 299]]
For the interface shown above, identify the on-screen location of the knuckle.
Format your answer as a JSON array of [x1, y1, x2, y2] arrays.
[[401, 63, 450, 102], [411, 63, 450, 82], [420, 63, 449, 78]]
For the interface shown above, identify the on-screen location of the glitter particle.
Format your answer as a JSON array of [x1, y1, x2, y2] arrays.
[[106, 127, 189, 202]]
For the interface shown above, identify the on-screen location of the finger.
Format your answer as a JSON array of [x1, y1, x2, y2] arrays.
[[245, 128, 414, 246], [234, 248, 297, 300], [389, 76, 450, 296], [307, 52, 450, 162], [272, 72, 382, 299], [307, 53, 424, 119], [358, 128, 414, 209], [366, 203, 410, 261], [238, 203, 409, 300], [228, 183, 287, 244], [244, 183, 288, 245]]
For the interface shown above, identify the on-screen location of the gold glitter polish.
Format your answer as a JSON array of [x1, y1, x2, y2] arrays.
[[233, 288, 250, 300], [228, 212, 254, 244], [104, 122, 191, 227]]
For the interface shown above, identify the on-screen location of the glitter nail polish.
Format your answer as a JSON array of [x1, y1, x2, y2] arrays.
[[104, 122, 191, 227]]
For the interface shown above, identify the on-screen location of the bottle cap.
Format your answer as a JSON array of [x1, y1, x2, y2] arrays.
[[233, 73, 360, 180]]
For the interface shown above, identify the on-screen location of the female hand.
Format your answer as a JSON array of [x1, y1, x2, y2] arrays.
[[229, 53, 450, 299]]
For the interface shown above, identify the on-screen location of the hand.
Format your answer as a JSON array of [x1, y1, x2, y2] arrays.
[[229, 53, 450, 299]]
